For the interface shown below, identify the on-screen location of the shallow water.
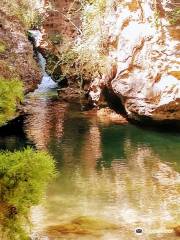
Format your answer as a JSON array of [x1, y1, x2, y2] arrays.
[[0, 89, 180, 240]]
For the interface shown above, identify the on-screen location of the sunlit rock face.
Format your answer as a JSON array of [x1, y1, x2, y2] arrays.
[[0, 7, 42, 93], [90, 0, 180, 121]]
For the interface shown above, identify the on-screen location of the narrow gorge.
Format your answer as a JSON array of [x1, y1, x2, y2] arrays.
[[0, 0, 180, 239]]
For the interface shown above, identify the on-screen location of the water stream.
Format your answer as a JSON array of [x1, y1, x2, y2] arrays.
[[0, 80, 180, 239], [0, 32, 180, 238]]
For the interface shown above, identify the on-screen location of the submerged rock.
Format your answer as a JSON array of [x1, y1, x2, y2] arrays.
[[45, 216, 120, 237], [97, 107, 128, 124], [174, 225, 180, 236]]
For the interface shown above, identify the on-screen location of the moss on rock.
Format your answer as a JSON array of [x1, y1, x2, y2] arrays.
[[0, 77, 24, 126]]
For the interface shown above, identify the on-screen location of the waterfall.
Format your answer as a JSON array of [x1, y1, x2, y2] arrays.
[[28, 30, 58, 93], [36, 52, 58, 93]]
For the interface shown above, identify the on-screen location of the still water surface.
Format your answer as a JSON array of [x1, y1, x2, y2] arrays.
[[0, 88, 180, 240]]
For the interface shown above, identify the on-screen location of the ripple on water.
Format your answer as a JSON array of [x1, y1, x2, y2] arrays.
[[0, 91, 180, 239]]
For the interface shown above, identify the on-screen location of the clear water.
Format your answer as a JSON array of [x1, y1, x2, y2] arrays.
[[0, 90, 180, 240]]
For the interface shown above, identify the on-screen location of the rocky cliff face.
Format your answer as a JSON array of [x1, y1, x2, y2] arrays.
[[0, 2, 43, 126], [0, 9, 42, 94], [89, 0, 180, 122]]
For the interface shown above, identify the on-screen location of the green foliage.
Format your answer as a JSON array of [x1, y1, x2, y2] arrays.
[[0, 41, 7, 54], [0, 77, 24, 126], [53, 0, 115, 83], [153, 1, 180, 26], [169, 7, 180, 25], [73, 0, 112, 79], [49, 33, 63, 45], [1, 0, 48, 29], [154, 11, 160, 28], [0, 147, 56, 239]]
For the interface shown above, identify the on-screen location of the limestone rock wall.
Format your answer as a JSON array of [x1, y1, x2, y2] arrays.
[[89, 0, 180, 121]]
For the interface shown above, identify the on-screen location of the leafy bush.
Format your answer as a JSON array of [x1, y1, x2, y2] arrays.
[[1, 0, 48, 29], [0, 147, 56, 239], [51, 0, 115, 85], [0, 77, 24, 126]]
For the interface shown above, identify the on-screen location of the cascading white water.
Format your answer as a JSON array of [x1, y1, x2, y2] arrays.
[[36, 52, 58, 93], [28, 30, 57, 93]]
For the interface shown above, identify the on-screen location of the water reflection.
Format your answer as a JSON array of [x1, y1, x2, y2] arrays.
[[22, 99, 180, 239], [24, 93, 68, 150], [0, 93, 180, 239], [43, 128, 180, 239]]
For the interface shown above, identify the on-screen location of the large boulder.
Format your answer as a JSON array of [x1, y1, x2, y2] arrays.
[[0, 9, 42, 94], [89, 0, 180, 122]]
